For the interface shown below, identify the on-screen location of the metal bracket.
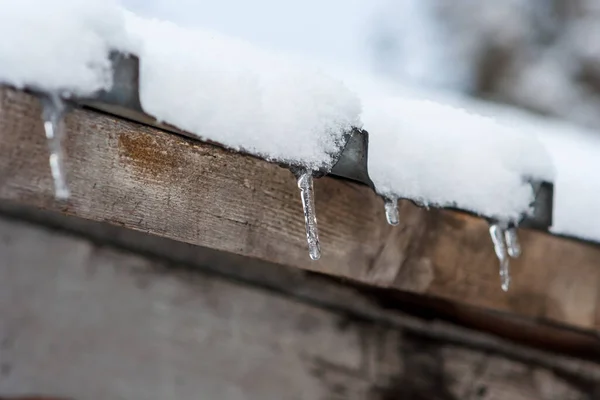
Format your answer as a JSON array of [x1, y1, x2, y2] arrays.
[[330, 128, 374, 188]]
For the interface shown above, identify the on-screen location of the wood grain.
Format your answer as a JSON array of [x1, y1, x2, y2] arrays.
[[0, 217, 598, 399], [0, 87, 599, 332]]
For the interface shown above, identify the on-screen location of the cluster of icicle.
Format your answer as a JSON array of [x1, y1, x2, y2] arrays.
[[293, 171, 522, 292]]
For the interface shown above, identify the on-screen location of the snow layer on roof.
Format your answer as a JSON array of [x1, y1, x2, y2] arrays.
[[336, 73, 554, 221], [0, 0, 133, 96], [125, 12, 362, 170], [365, 95, 554, 221], [453, 99, 600, 242]]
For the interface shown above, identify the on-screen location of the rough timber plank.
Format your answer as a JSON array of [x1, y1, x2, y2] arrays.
[[0, 217, 599, 399], [0, 87, 599, 332]]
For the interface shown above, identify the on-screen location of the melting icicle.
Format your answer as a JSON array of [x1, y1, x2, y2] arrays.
[[41, 94, 70, 200], [504, 225, 521, 258], [384, 196, 399, 226], [489, 223, 510, 292], [297, 170, 321, 260]]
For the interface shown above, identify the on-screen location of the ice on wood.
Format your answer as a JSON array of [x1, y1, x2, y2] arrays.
[[125, 12, 362, 171], [488, 220, 520, 292], [384, 196, 399, 226], [0, 0, 133, 96], [297, 170, 321, 260], [504, 226, 521, 259], [41, 94, 69, 200], [489, 222, 511, 292]]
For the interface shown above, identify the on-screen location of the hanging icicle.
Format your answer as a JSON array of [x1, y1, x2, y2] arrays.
[[40, 93, 70, 200], [296, 169, 321, 260], [383, 195, 399, 226], [504, 224, 521, 258], [489, 222, 510, 292]]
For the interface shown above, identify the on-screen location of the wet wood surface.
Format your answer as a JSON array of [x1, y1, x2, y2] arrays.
[[0, 87, 599, 332]]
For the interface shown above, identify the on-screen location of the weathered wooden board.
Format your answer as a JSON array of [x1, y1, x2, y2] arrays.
[[3, 202, 600, 366], [0, 217, 598, 399], [0, 87, 599, 332]]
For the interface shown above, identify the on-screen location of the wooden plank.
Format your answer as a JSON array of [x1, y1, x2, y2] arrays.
[[0, 217, 598, 399], [0, 87, 599, 332], [3, 203, 600, 364]]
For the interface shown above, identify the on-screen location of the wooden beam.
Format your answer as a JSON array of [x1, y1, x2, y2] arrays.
[[1, 216, 598, 399], [2, 203, 600, 364], [0, 87, 599, 332]]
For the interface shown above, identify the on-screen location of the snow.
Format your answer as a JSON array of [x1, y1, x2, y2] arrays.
[[0, 0, 134, 96], [453, 99, 600, 242], [540, 126, 600, 241], [362, 92, 554, 221], [124, 13, 362, 171], [327, 71, 554, 221]]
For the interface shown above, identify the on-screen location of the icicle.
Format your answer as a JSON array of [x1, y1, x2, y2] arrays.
[[384, 196, 399, 226], [504, 225, 521, 258], [41, 93, 70, 200], [489, 223, 510, 292], [297, 170, 321, 260]]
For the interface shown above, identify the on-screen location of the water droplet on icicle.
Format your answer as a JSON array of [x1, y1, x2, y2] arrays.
[[384, 196, 399, 226], [41, 93, 70, 200], [489, 222, 510, 292], [504, 225, 521, 258], [297, 170, 321, 260]]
